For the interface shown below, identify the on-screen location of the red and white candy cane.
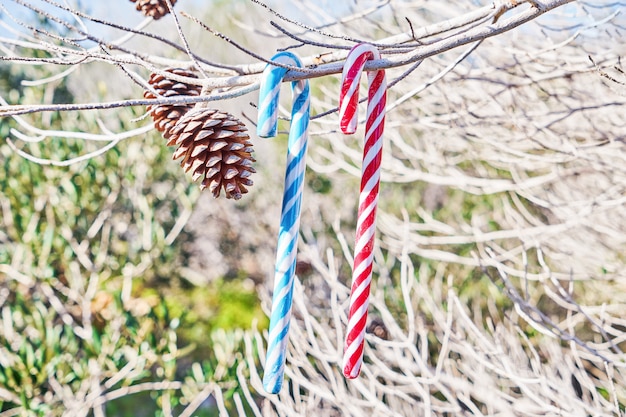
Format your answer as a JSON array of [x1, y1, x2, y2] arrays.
[[339, 43, 387, 379]]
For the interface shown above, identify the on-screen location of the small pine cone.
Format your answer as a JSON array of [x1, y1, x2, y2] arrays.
[[367, 317, 389, 340], [130, 0, 176, 20], [144, 68, 201, 138], [167, 108, 255, 200]]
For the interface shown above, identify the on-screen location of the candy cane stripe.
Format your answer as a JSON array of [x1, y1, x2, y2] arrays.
[[340, 44, 386, 380], [258, 52, 310, 394]]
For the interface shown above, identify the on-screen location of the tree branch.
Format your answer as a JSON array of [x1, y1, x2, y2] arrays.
[[0, 0, 576, 119]]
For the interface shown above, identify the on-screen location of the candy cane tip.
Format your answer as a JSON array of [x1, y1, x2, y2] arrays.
[[340, 124, 357, 135], [263, 383, 281, 394], [343, 365, 361, 379], [262, 373, 283, 394]]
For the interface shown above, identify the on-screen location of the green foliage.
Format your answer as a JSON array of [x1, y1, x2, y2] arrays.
[[181, 329, 257, 416], [0, 54, 266, 415], [0, 287, 180, 415], [145, 278, 268, 355]]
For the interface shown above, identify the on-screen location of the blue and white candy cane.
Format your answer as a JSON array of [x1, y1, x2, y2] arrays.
[[257, 51, 310, 394]]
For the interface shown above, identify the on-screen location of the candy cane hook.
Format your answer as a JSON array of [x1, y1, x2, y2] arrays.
[[257, 51, 311, 394], [339, 43, 387, 379]]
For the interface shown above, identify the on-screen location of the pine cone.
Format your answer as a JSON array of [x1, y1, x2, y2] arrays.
[[130, 0, 176, 20], [167, 108, 255, 199], [144, 68, 201, 138], [367, 317, 389, 340]]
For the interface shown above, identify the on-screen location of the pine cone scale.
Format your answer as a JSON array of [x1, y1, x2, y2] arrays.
[[220, 120, 240, 128], [209, 140, 229, 152], [195, 130, 214, 141], [239, 170, 253, 179], [239, 159, 255, 168], [223, 168, 239, 180], [202, 120, 222, 128], [172, 145, 188, 160], [224, 182, 237, 194], [206, 154, 222, 167], [213, 130, 237, 139], [224, 154, 242, 164], [191, 143, 209, 157], [205, 165, 221, 179], [166, 109, 186, 119], [228, 142, 245, 151], [188, 158, 205, 175], [176, 131, 195, 145], [183, 120, 203, 133]]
